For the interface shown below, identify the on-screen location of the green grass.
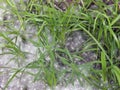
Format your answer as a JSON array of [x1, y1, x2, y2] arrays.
[[0, 0, 120, 90]]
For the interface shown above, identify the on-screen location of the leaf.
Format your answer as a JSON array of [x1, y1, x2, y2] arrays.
[[101, 51, 107, 82], [110, 15, 120, 26], [112, 65, 120, 85]]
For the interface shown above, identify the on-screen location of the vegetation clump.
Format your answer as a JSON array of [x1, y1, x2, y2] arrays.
[[0, 0, 120, 90]]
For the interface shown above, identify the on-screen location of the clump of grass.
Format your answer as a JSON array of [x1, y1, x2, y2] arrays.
[[0, 0, 120, 90]]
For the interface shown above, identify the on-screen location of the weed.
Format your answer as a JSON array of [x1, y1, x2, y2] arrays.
[[0, 0, 120, 90]]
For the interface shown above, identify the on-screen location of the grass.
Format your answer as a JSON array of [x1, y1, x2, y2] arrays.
[[0, 0, 120, 90]]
